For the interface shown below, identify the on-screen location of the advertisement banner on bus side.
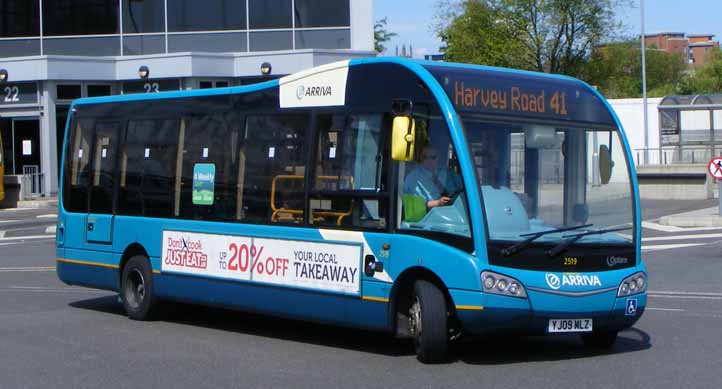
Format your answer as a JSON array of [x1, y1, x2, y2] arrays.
[[161, 230, 362, 295]]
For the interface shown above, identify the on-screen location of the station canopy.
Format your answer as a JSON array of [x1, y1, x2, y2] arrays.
[[659, 94, 722, 110]]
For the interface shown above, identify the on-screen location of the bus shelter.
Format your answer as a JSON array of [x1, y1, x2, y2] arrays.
[[658, 94, 722, 164]]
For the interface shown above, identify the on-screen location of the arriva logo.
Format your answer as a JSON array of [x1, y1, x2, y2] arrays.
[[545, 273, 602, 289], [545, 273, 561, 290], [296, 85, 305, 100]]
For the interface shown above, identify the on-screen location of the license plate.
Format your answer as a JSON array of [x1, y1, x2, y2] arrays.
[[548, 318, 593, 333]]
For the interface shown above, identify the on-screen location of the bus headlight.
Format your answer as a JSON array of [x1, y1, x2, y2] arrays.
[[617, 272, 647, 297], [482, 271, 527, 299]]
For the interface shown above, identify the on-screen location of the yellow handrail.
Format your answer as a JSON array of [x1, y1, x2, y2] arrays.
[[270, 174, 355, 225]]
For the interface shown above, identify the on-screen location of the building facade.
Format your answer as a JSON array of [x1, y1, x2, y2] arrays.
[[0, 0, 375, 197], [644, 32, 719, 67]]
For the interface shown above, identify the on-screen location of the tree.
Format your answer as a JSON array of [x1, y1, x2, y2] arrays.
[[437, 1, 527, 68], [374, 18, 398, 53], [436, 0, 627, 77], [584, 41, 686, 98], [676, 47, 722, 95]]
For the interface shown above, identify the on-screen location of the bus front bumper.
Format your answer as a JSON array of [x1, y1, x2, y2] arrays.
[[451, 288, 646, 336]]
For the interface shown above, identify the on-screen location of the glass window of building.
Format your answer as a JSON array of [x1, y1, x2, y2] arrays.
[[43, 0, 119, 36], [249, 31, 292, 52], [168, 32, 247, 53], [295, 29, 350, 49], [249, 0, 291, 29], [167, 0, 246, 32], [123, 0, 165, 33], [57, 85, 82, 100], [0, 0, 40, 37], [87, 85, 112, 97], [294, 0, 349, 28], [123, 34, 165, 55]]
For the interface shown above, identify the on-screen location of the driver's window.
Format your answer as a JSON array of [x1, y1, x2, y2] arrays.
[[398, 118, 470, 238]]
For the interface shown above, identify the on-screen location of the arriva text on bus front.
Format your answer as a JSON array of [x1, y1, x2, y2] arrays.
[[454, 81, 568, 116]]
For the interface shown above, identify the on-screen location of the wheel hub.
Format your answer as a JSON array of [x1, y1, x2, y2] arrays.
[[125, 269, 146, 308], [409, 297, 422, 336]]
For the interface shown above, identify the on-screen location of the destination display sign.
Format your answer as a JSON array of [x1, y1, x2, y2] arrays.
[[425, 65, 617, 126]]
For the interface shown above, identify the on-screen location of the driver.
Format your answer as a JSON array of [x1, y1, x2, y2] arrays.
[[404, 146, 461, 210]]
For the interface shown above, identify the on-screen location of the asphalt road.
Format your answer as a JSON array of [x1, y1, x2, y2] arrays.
[[1, 202, 721, 388]]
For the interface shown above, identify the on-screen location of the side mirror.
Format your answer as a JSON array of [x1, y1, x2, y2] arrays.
[[599, 145, 613, 184], [391, 116, 416, 161]]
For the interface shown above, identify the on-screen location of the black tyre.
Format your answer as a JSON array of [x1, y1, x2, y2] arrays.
[[121, 255, 158, 321], [409, 280, 448, 363], [581, 330, 618, 349]]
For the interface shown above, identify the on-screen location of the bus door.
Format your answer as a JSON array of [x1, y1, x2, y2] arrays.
[[85, 121, 121, 245], [308, 113, 394, 305]]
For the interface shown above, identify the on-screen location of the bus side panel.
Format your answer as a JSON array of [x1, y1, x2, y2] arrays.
[[390, 234, 483, 303], [345, 279, 393, 331], [58, 247, 118, 291], [112, 216, 366, 326], [153, 273, 349, 326]]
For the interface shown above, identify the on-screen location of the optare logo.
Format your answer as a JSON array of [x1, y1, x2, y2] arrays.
[[606, 256, 629, 267], [296, 85, 305, 100], [545, 273, 561, 290]]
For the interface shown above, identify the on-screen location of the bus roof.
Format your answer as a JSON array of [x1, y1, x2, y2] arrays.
[[72, 57, 616, 127]]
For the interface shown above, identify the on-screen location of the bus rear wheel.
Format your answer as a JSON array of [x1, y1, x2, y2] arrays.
[[409, 280, 448, 363], [121, 255, 158, 321]]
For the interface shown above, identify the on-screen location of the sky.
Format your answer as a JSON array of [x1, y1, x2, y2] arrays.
[[374, 0, 722, 58]]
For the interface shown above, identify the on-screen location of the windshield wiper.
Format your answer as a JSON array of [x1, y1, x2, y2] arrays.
[[546, 225, 633, 257], [500, 224, 593, 257]]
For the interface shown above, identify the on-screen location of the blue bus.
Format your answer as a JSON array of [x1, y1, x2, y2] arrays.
[[57, 58, 646, 363]]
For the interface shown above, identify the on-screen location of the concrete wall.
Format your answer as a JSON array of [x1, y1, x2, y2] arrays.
[[608, 98, 663, 165]]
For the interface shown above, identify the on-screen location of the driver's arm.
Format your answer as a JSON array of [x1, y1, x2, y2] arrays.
[[427, 196, 451, 209]]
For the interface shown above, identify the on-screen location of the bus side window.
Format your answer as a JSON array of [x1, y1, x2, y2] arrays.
[[118, 119, 180, 218], [310, 113, 388, 229], [242, 114, 308, 225], [63, 119, 94, 213], [399, 117, 471, 239], [179, 112, 240, 221], [88, 122, 120, 214]]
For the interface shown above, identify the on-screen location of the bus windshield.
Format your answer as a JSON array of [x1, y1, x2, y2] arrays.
[[461, 116, 634, 245]]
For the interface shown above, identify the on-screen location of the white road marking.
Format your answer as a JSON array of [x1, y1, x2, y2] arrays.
[[642, 233, 722, 242], [0, 286, 106, 294], [45, 226, 56, 234], [649, 290, 722, 297], [36, 214, 57, 218], [648, 294, 722, 300], [642, 221, 722, 233], [642, 243, 706, 252], [0, 234, 56, 241], [0, 266, 55, 272], [0, 231, 5, 239], [647, 307, 685, 312], [641, 221, 682, 232]]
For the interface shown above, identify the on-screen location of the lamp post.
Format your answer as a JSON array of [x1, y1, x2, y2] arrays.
[[641, 0, 649, 164]]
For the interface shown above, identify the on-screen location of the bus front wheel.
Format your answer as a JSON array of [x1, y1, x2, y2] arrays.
[[121, 255, 158, 321], [409, 280, 448, 363]]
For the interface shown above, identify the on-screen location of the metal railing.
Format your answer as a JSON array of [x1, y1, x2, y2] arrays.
[[21, 165, 44, 200], [634, 146, 722, 165]]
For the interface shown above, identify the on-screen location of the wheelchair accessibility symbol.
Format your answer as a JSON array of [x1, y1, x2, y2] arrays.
[[626, 298, 638, 316]]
